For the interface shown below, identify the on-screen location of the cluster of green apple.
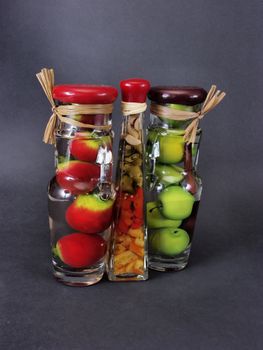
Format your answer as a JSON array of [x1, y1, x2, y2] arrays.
[[146, 104, 197, 257], [146, 126, 186, 189], [147, 186, 195, 256]]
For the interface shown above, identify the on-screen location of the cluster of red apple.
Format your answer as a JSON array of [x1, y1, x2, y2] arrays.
[[54, 132, 114, 268]]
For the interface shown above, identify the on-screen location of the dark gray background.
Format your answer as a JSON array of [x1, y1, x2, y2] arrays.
[[0, 0, 262, 349]]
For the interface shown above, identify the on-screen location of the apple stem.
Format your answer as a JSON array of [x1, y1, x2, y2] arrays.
[[149, 205, 162, 213]]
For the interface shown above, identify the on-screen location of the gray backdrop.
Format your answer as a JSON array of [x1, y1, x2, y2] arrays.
[[1, 0, 262, 349]]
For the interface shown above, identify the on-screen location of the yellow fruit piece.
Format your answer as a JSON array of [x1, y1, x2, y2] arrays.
[[135, 238, 144, 247], [129, 165, 142, 178], [134, 118, 140, 131], [122, 235, 131, 248], [116, 234, 126, 243], [125, 134, 141, 146], [132, 158, 142, 166], [125, 261, 136, 273], [123, 163, 132, 172], [130, 239, 144, 257], [128, 228, 143, 239], [124, 257, 144, 274], [133, 258, 144, 273], [120, 175, 134, 193], [114, 250, 137, 266], [134, 144, 142, 154], [127, 123, 139, 139], [114, 265, 127, 274], [114, 244, 126, 255]]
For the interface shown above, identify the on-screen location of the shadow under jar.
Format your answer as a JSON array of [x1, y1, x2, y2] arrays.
[[146, 86, 207, 271], [48, 84, 118, 286]]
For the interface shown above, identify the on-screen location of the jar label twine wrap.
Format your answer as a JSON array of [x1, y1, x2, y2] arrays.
[[150, 85, 226, 144], [121, 101, 147, 116], [36, 68, 113, 144]]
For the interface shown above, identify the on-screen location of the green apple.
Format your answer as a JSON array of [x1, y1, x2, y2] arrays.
[[158, 134, 185, 164], [147, 129, 159, 143], [150, 228, 190, 256], [148, 128, 185, 143], [159, 104, 194, 128], [158, 185, 195, 220], [147, 202, 182, 229], [155, 164, 184, 185], [169, 104, 194, 111], [149, 231, 160, 252]]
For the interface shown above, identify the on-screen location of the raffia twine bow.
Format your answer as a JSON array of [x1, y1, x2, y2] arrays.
[[36, 68, 113, 144], [121, 101, 147, 116], [150, 85, 226, 144]]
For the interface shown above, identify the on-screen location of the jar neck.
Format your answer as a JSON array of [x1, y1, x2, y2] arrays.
[[54, 101, 112, 134], [56, 113, 112, 138], [150, 101, 201, 129], [150, 112, 193, 131], [147, 117, 202, 172]]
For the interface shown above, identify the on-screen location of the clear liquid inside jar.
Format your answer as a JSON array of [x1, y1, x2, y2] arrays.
[[146, 110, 202, 272]]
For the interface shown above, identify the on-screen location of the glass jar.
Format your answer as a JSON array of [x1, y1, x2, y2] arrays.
[[48, 84, 118, 286], [108, 79, 150, 281], [146, 86, 207, 271]]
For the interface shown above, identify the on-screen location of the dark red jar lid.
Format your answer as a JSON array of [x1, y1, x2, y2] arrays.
[[53, 85, 118, 104], [148, 86, 207, 106], [120, 78, 151, 103]]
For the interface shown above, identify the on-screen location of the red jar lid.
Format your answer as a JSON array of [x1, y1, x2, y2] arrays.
[[148, 86, 207, 106], [53, 85, 118, 104], [120, 78, 151, 103]]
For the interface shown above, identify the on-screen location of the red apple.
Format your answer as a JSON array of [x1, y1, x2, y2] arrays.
[[70, 136, 112, 163], [66, 193, 114, 233], [55, 232, 106, 268], [56, 161, 100, 194], [70, 139, 99, 162]]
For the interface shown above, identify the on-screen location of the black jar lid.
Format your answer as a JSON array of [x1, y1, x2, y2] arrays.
[[148, 86, 207, 106]]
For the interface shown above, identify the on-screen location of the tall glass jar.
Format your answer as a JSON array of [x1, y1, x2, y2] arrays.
[[146, 86, 207, 271], [108, 79, 150, 281], [48, 85, 118, 286]]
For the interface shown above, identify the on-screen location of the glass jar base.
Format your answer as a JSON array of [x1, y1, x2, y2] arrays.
[[53, 261, 105, 286], [149, 248, 190, 272], [107, 271, 148, 282], [149, 260, 188, 272]]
